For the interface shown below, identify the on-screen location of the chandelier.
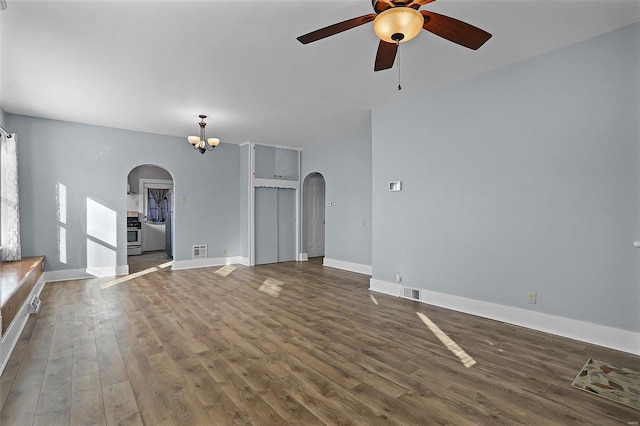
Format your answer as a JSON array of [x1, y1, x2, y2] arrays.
[[187, 114, 220, 154]]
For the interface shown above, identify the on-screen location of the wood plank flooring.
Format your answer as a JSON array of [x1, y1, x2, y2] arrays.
[[127, 251, 172, 275], [1, 258, 639, 425]]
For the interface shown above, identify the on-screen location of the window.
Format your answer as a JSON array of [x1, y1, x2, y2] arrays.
[[147, 189, 168, 223]]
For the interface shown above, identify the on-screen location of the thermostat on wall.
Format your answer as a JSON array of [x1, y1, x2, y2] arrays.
[[388, 181, 402, 192]]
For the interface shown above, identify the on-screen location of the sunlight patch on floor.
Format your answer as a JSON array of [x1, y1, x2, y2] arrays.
[[259, 277, 284, 297], [370, 294, 379, 305], [100, 262, 171, 289], [417, 311, 477, 368], [215, 264, 237, 277]]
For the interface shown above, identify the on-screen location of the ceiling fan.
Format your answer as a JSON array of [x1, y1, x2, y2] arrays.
[[297, 0, 492, 72]]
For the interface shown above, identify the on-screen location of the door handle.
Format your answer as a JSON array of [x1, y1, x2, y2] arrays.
[[634, 241, 640, 248]]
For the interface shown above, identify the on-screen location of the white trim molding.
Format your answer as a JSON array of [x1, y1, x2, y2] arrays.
[[172, 256, 248, 271], [253, 178, 299, 190], [324, 258, 372, 276], [237, 256, 250, 266], [299, 253, 309, 261], [369, 278, 640, 356], [41, 265, 129, 283], [86, 265, 129, 278]]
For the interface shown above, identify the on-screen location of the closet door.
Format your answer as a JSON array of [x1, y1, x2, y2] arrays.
[[255, 188, 278, 265], [255, 187, 296, 264], [277, 188, 296, 262]]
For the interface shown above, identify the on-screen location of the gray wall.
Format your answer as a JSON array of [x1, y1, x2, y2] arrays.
[[128, 164, 173, 194], [301, 129, 372, 266], [8, 114, 241, 272], [372, 23, 639, 332]]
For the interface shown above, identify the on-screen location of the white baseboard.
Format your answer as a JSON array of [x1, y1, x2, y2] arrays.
[[172, 256, 247, 271], [299, 253, 309, 261], [369, 278, 640, 356], [41, 264, 129, 282], [41, 257, 248, 279], [0, 276, 46, 376], [323, 258, 372, 275], [42, 268, 93, 282], [86, 265, 129, 278]]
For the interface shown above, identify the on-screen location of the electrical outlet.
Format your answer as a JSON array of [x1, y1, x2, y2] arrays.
[[223, 249, 227, 256], [528, 292, 537, 304]]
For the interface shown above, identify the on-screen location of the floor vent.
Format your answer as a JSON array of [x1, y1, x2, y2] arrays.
[[401, 287, 421, 301], [192, 245, 207, 259], [28, 296, 41, 314]]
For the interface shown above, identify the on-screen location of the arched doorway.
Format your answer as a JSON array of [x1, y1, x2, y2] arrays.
[[303, 173, 326, 259], [126, 164, 174, 273]]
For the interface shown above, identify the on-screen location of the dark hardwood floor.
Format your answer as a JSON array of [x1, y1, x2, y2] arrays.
[[127, 251, 172, 274], [1, 257, 638, 425]]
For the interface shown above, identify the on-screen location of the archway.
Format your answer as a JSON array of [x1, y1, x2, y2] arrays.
[[302, 173, 326, 259], [126, 164, 174, 274]]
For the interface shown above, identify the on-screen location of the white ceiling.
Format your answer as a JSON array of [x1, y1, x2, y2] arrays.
[[1, 0, 639, 148]]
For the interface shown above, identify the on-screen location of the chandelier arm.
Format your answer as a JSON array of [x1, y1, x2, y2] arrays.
[[188, 114, 220, 155]]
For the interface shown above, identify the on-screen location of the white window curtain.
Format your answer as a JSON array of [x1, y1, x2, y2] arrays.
[[1, 133, 22, 261]]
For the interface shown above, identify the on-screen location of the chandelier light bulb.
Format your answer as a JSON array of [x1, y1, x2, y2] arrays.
[[187, 115, 220, 154]]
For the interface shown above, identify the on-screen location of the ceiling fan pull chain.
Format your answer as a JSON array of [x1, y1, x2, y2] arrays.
[[397, 40, 402, 91]]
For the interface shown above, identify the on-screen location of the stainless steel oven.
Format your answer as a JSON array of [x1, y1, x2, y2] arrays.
[[127, 211, 142, 255], [127, 227, 141, 244]]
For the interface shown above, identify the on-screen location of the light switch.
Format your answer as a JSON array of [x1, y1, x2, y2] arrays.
[[389, 181, 402, 191]]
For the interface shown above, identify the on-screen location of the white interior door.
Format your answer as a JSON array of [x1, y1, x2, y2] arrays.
[[306, 175, 325, 257]]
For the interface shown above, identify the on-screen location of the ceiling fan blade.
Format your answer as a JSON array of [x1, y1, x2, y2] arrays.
[[408, 0, 437, 9], [373, 0, 393, 14], [421, 10, 492, 50], [374, 40, 398, 71], [297, 14, 377, 44]]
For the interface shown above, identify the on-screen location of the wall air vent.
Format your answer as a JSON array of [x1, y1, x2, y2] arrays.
[[192, 245, 207, 259], [401, 287, 421, 301], [28, 296, 41, 314]]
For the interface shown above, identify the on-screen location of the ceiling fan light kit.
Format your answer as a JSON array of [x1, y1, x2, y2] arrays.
[[373, 7, 423, 43], [297, 0, 492, 73]]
